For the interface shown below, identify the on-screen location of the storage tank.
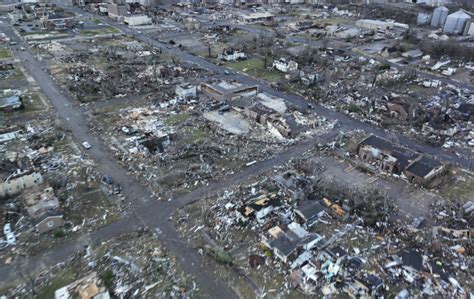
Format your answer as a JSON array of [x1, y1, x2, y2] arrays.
[[417, 13, 431, 26], [430, 6, 448, 27], [443, 10, 471, 35]]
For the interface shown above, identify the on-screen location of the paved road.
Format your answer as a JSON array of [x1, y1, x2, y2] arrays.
[[83, 12, 473, 171]]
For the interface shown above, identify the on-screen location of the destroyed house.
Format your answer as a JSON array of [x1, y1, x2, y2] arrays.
[[0, 131, 17, 144], [237, 194, 281, 223], [433, 226, 474, 240], [269, 230, 300, 264], [272, 171, 309, 201], [264, 222, 312, 264], [386, 101, 409, 121], [0, 95, 22, 111], [398, 249, 423, 272], [356, 19, 394, 30], [457, 103, 474, 121], [327, 246, 348, 259], [24, 185, 60, 219], [240, 12, 274, 23], [218, 49, 246, 62], [200, 81, 258, 101], [41, 13, 75, 30], [26, 197, 60, 218], [54, 272, 110, 299], [0, 63, 14, 71], [404, 156, 444, 186], [322, 197, 347, 219], [0, 208, 5, 238], [294, 200, 326, 227], [230, 98, 274, 125], [360, 274, 384, 296], [272, 58, 298, 73], [358, 135, 417, 174]]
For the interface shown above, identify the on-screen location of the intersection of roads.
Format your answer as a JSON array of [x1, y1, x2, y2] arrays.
[[0, 8, 472, 297]]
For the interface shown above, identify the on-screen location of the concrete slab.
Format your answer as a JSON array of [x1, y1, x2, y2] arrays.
[[203, 111, 250, 135]]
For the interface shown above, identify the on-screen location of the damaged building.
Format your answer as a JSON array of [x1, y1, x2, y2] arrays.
[[357, 135, 444, 185]]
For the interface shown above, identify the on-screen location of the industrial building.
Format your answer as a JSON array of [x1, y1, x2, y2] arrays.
[[416, 0, 454, 6], [430, 6, 448, 27], [200, 81, 258, 101], [355, 19, 394, 30], [443, 10, 471, 35], [124, 15, 153, 26]]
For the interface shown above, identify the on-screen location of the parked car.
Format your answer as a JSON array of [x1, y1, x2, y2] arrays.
[[5, 233, 16, 245], [112, 183, 122, 194], [101, 175, 113, 185], [3, 223, 12, 235], [82, 141, 92, 149]]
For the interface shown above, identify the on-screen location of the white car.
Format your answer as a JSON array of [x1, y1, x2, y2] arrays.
[[82, 141, 92, 149], [3, 224, 16, 245], [6, 233, 16, 245], [3, 223, 12, 235]]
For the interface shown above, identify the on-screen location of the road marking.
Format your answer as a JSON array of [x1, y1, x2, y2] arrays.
[[367, 177, 379, 184], [344, 166, 355, 172]]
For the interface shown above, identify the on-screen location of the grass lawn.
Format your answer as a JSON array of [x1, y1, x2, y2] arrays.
[[20, 31, 50, 36], [36, 269, 76, 299], [80, 26, 120, 36], [0, 48, 12, 60], [93, 18, 103, 24], [181, 127, 207, 144], [64, 187, 118, 226], [225, 58, 284, 82], [0, 66, 26, 84], [23, 93, 45, 111], [164, 113, 190, 126], [0, 93, 46, 117], [315, 17, 354, 25], [440, 169, 474, 203], [10, 67, 26, 80]]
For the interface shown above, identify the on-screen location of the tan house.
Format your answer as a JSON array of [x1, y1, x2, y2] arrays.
[[35, 211, 64, 233], [0, 172, 43, 198]]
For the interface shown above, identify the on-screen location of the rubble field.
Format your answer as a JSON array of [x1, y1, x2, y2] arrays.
[[33, 37, 176, 103], [0, 120, 124, 259], [1, 1, 473, 298], [0, 230, 200, 298], [167, 3, 474, 155], [173, 150, 472, 298]]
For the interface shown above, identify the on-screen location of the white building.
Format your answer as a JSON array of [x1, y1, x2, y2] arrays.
[[218, 50, 246, 61], [175, 83, 197, 99], [273, 58, 298, 73], [356, 19, 394, 30], [124, 15, 152, 27]]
